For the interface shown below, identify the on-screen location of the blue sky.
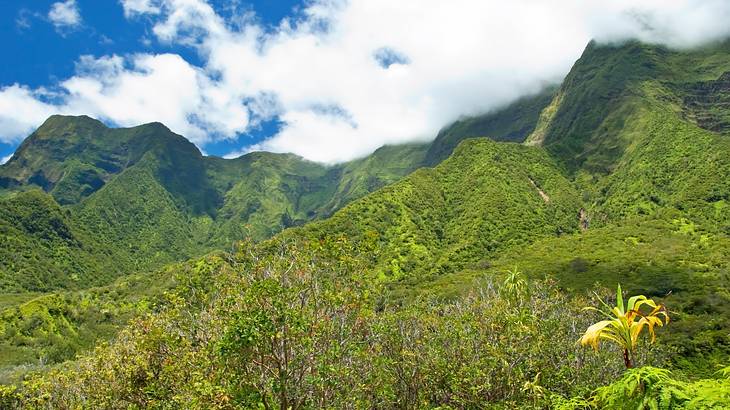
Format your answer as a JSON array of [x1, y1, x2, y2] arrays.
[[0, 0, 301, 160], [1, 0, 729, 164]]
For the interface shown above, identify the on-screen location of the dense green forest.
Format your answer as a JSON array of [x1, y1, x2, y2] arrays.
[[0, 116, 434, 294], [2, 38, 730, 407]]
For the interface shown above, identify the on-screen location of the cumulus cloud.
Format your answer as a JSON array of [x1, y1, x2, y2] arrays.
[[48, 0, 82, 31], [61, 53, 249, 144], [3, 0, 730, 162], [1, 154, 12, 165], [120, 0, 161, 18], [0, 85, 56, 144]]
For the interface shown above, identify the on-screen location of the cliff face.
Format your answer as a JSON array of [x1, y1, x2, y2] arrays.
[[682, 71, 730, 134]]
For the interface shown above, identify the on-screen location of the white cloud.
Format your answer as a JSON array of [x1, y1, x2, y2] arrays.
[[585, 0, 730, 48], [120, 0, 161, 18], [4, 0, 730, 162], [0, 85, 56, 144], [1, 154, 12, 165], [48, 0, 82, 31], [60, 53, 249, 145]]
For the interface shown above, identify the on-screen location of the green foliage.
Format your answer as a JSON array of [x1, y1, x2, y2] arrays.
[[0, 189, 123, 292], [74, 164, 204, 272], [286, 138, 582, 281], [392, 39, 730, 375], [554, 366, 730, 409], [0, 117, 423, 377], [0, 258, 183, 383], [2, 38, 730, 406], [403, 216, 730, 375], [593, 367, 688, 409], [2, 240, 665, 409]]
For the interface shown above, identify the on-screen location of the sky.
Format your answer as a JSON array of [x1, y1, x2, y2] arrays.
[[1, 0, 730, 165]]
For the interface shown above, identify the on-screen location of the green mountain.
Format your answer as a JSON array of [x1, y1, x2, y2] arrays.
[[283, 138, 581, 281], [0, 101, 558, 377], [0, 88, 559, 294], [0, 117, 432, 293], [400, 40, 730, 369], [269, 39, 730, 370]]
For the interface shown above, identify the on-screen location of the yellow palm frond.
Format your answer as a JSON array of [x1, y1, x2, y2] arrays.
[[580, 320, 614, 350], [579, 284, 670, 368]]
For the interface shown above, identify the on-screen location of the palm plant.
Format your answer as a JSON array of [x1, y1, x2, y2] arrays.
[[502, 266, 527, 303], [580, 284, 669, 368]]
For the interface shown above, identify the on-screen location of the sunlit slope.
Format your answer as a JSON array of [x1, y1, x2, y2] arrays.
[[529, 40, 730, 228], [283, 138, 582, 280]]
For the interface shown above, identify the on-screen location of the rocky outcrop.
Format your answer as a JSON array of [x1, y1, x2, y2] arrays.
[[682, 71, 730, 134]]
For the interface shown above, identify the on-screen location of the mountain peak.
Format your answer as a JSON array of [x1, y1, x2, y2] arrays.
[[34, 116, 180, 141], [0, 115, 202, 204], [130, 121, 173, 133], [35, 114, 108, 135]]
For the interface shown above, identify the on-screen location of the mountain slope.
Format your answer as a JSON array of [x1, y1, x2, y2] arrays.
[[524, 40, 730, 229], [0, 135, 584, 387], [398, 40, 730, 371], [2, 100, 541, 293], [282, 138, 582, 281], [0, 117, 195, 205], [257, 39, 730, 371], [0, 190, 123, 292], [0, 116, 430, 293]]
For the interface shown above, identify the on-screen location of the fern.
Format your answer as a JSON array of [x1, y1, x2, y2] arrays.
[[585, 366, 730, 409]]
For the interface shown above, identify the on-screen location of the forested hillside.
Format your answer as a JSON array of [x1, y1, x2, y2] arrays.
[[282, 138, 581, 281], [0, 116, 431, 293], [0, 85, 556, 295]]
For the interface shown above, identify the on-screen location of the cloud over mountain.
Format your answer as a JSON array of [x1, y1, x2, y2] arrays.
[[2, 0, 730, 162]]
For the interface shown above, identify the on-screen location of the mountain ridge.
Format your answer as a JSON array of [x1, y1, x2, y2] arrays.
[[0, 115, 432, 292], [0, 81, 557, 293]]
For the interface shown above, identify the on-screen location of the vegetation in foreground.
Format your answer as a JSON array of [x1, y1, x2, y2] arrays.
[[0, 263, 181, 384], [0, 238, 679, 409], [1, 239, 728, 409], [579, 284, 669, 369]]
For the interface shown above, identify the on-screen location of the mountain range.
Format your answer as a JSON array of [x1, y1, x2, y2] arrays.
[[0, 80, 556, 294], [1, 38, 730, 404]]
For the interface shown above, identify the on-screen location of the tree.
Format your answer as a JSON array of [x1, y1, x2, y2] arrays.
[[579, 284, 669, 368]]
